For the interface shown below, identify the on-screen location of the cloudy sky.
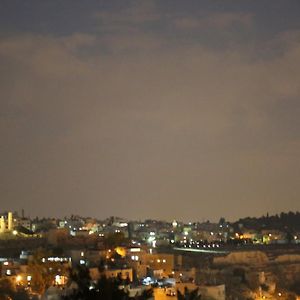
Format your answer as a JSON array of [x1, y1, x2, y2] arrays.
[[1, 0, 300, 222]]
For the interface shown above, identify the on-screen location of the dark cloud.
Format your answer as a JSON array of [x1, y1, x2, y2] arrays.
[[1, 1, 300, 221]]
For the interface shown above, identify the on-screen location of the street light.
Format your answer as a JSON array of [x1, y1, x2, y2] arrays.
[[16, 275, 22, 284]]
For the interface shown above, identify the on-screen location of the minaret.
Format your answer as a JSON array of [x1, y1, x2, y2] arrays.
[[0, 216, 5, 233], [8, 212, 13, 231], [172, 220, 178, 228]]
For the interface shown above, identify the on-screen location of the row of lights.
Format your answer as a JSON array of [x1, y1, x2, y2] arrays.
[[183, 243, 220, 248]]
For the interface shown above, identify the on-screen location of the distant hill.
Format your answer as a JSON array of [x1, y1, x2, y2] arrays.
[[232, 211, 300, 232]]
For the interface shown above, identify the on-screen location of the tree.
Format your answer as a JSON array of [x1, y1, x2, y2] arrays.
[[0, 278, 15, 299], [218, 217, 226, 226], [0, 278, 30, 300], [27, 248, 68, 294], [285, 232, 294, 244], [63, 266, 126, 300], [63, 265, 153, 300], [177, 287, 201, 300], [66, 265, 91, 299], [104, 232, 129, 248], [138, 288, 153, 300]]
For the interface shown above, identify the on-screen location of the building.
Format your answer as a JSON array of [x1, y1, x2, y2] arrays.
[[0, 212, 14, 233]]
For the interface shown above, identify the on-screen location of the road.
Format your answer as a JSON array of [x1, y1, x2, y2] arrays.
[[154, 283, 199, 300], [154, 288, 176, 300]]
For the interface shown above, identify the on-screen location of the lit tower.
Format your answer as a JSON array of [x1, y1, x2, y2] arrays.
[[8, 212, 13, 231], [0, 216, 5, 233], [172, 220, 178, 228]]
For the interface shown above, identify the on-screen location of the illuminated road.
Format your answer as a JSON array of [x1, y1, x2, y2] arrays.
[[173, 246, 229, 254], [154, 284, 197, 300], [154, 288, 176, 300]]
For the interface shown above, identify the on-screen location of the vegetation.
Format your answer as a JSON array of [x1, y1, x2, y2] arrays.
[[104, 232, 129, 249], [233, 211, 300, 232], [0, 278, 30, 300], [177, 287, 201, 300], [27, 248, 68, 294], [63, 265, 153, 300]]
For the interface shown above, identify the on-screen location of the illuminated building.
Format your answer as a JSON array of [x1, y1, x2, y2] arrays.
[[0, 212, 14, 233]]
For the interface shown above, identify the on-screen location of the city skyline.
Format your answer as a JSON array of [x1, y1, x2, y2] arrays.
[[2, 209, 300, 225], [1, 1, 300, 222]]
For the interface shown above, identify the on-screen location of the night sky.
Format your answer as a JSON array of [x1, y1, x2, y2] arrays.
[[1, 1, 300, 222]]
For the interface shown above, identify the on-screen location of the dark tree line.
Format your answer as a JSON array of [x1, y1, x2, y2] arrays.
[[62, 265, 202, 300], [177, 287, 201, 300], [233, 211, 300, 232], [62, 265, 153, 300], [0, 278, 30, 300]]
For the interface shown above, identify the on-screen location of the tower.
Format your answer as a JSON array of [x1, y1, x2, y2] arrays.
[[8, 212, 13, 231], [0, 216, 5, 233]]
